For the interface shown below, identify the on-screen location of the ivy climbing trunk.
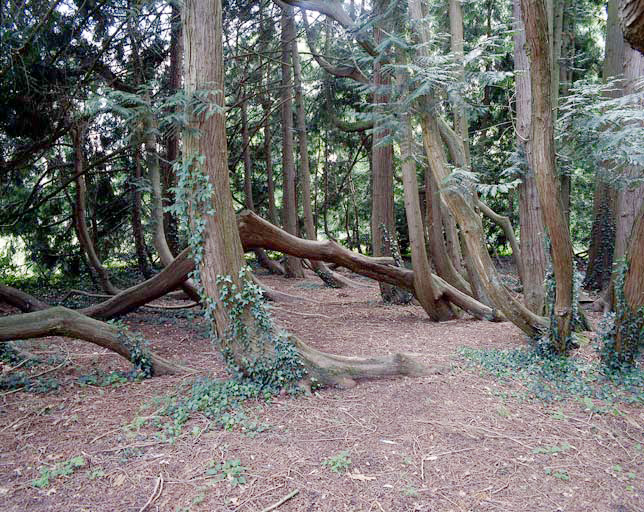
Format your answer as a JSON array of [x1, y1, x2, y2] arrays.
[[614, 201, 644, 360], [521, 0, 575, 352], [182, 0, 438, 389]]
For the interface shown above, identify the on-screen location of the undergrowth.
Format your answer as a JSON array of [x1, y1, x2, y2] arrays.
[[459, 346, 644, 406]]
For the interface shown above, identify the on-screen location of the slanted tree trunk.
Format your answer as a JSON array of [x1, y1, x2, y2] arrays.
[[522, 0, 575, 351], [238, 211, 502, 322], [72, 125, 120, 296], [407, 0, 545, 336], [0, 307, 184, 376], [183, 0, 434, 388], [514, 0, 547, 313], [280, 6, 305, 278], [399, 102, 452, 320]]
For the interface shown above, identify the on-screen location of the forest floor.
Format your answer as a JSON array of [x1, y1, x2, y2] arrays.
[[1, 269, 643, 512]]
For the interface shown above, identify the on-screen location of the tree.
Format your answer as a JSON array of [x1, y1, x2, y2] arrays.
[[181, 0, 434, 389], [620, 0, 644, 53], [514, 0, 548, 313], [521, 0, 575, 351]]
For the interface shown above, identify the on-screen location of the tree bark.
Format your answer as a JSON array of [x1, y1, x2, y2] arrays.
[[131, 139, 153, 278], [521, 0, 574, 351], [292, 28, 355, 288], [183, 0, 433, 388], [614, 202, 644, 358], [280, 6, 305, 278], [371, 0, 408, 304], [399, 97, 452, 320], [238, 211, 502, 322], [585, 1, 624, 292], [514, 0, 547, 313], [620, 0, 644, 53], [0, 307, 184, 376]]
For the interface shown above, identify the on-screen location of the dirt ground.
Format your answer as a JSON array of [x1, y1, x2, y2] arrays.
[[1, 271, 643, 512]]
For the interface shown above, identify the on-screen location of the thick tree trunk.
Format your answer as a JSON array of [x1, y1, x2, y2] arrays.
[[280, 7, 305, 278], [614, 202, 644, 358], [620, 0, 644, 53], [514, 0, 547, 313], [611, 43, 644, 305], [522, 0, 575, 351], [72, 126, 120, 296], [0, 307, 184, 376], [183, 0, 433, 388]]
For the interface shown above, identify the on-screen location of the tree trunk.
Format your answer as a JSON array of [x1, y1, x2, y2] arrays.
[[514, 0, 547, 313], [619, 0, 644, 53], [585, 0, 624, 292], [182, 0, 432, 388], [238, 211, 502, 322], [521, 0, 574, 351], [280, 6, 305, 278], [161, 0, 182, 255], [399, 97, 452, 320], [425, 168, 471, 295], [371, 0, 408, 304], [407, 0, 545, 336], [72, 126, 120, 296], [0, 307, 184, 376], [614, 202, 644, 359], [131, 139, 153, 278], [448, 0, 470, 165]]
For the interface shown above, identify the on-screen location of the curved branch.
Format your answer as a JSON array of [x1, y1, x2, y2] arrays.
[[0, 307, 186, 376]]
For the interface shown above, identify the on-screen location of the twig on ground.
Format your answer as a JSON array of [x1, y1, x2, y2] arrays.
[[138, 473, 164, 512], [259, 489, 299, 512]]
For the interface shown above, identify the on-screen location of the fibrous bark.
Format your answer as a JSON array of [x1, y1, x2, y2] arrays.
[[183, 0, 434, 388], [514, 0, 547, 313], [521, 0, 575, 350], [280, 6, 305, 278], [620, 0, 644, 53]]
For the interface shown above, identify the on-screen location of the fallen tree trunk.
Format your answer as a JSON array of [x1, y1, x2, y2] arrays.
[[0, 307, 185, 376], [238, 210, 502, 321]]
